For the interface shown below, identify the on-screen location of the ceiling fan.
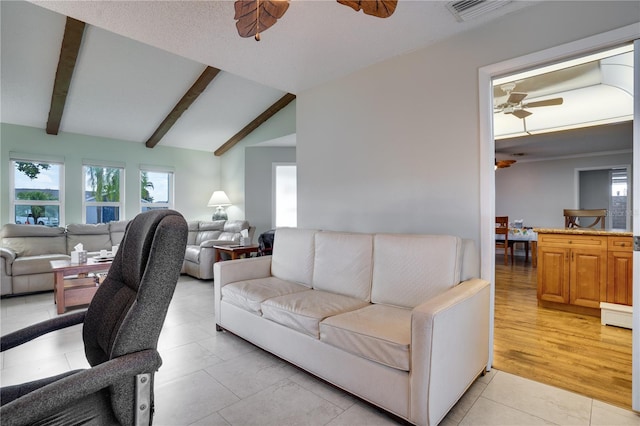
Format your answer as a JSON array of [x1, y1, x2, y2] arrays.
[[495, 159, 516, 169], [234, 0, 398, 41], [494, 82, 564, 119]]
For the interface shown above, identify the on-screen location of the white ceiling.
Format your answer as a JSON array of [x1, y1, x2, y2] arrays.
[[494, 46, 634, 162], [1, 0, 539, 152]]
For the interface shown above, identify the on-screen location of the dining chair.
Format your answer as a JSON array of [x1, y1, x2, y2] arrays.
[[563, 209, 607, 229], [495, 216, 513, 265]]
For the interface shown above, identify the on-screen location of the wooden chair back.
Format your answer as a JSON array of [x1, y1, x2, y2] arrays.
[[495, 216, 512, 265], [563, 209, 607, 229]]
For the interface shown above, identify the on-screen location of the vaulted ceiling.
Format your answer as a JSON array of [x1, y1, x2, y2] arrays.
[[1, 0, 538, 154]]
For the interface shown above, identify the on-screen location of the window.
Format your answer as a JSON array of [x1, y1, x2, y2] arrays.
[[273, 163, 297, 227], [11, 158, 64, 226], [83, 164, 124, 224], [140, 169, 174, 212]]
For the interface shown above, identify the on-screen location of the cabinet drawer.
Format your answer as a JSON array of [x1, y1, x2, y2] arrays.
[[608, 236, 633, 252], [538, 234, 607, 248]]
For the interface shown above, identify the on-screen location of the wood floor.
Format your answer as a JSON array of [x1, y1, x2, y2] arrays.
[[493, 256, 633, 410]]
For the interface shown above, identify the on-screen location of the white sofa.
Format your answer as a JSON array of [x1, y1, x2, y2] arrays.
[[214, 228, 490, 426]]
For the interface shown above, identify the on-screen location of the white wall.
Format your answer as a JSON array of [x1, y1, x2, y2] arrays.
[[496, 152, 631, 229], [296, 1, 639, 241], [220, 101, 296, 221], [245, 146, 296, 239], [1, 123, 220, 225]]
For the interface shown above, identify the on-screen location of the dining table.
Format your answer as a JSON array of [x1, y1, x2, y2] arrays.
[[495, 228, 538, 267]]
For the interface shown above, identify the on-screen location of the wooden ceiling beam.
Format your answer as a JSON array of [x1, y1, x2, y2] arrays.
[[145, 66, 221, 148], [46, 17, 85, 135], [214, 93, 296, 156]]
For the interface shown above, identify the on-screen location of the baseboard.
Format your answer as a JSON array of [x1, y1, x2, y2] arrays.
[[600, 302, 633, 329]]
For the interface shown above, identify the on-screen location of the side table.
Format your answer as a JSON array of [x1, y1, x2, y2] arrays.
[[213, 244, 260, 262], [50, 258, 112, 314]]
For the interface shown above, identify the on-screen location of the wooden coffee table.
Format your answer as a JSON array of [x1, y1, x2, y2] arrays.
[[50, 258, 113, 314], [214, 244, 260, 262]]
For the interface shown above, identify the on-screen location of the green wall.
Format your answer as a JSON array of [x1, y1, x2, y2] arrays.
[[1, 123, 221, 225]]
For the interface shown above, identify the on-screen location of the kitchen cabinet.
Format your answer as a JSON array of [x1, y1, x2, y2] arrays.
[[537, 233, 607, 313], [607, 236, 633, 306], [535, 229, 633, 317]]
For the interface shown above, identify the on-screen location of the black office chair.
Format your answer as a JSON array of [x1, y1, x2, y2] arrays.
[[0, 209, 188, 425]]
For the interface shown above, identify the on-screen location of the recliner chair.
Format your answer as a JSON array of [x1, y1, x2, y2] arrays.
[[0, 209, 188, 425]]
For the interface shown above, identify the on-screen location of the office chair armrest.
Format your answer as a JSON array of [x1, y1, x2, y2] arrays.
[[0, 311, 86, 352], [0, 349, 162, 425]]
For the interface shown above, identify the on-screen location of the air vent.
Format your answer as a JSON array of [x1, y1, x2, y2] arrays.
[[446, 0, 512, 22]]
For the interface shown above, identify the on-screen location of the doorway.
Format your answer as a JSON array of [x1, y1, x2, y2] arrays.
[[579, 166, 631, 230], [479, 24, 640, 411]]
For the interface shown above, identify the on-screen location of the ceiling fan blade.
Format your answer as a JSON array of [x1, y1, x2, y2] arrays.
[[234, 0, 290, 39], [337, 0, 398, 18], [496, 160, 516, 169], [506, 92, 527, 105], [523, 97, 564, 108], [512, 109, 532, 119]]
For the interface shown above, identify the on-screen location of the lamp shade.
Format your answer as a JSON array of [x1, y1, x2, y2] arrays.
[[207, 191, 232, 207]]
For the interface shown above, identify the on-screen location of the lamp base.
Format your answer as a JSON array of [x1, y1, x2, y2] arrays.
[[212, 206, 228, 221]]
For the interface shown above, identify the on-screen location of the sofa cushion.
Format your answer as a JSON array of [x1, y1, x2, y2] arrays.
[[313, 231, 373, 301], [261, 289, 369, 338], [221, 277, 309, 315], [319, 304, 412, 371], [109, 220, 129, 246], [271, 228, 317, 288], [186, 221, 200, 245], [66, 223, 110, 254], [1, 224, 67, 257], [195, 226, 225, 244], [192, 221, 225, 245], [371, 234, 462, 309], [12, 254, 70, 276], [223, 220, 250, 233]]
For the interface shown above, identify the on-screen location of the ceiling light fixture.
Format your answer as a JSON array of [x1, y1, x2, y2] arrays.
[[234, 0, 397, 41]]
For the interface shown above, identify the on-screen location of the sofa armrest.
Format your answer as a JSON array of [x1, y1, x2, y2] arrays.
[[214, 255, 272, 288], [214, 256, 272, 325], [409, 278, 490, 426], [200, 239, 235, 249], [0, 247, 17, 275]]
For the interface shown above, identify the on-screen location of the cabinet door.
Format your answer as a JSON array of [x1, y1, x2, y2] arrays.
[[607, 250, 633, 306], [537, 246, 570, 304], [570, 247, 607, 308]]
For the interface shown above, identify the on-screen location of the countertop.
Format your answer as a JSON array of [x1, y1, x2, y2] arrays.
[[533, 228, 633, 237]]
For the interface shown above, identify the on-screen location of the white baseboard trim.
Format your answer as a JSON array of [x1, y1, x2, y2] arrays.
[[600, 302, 633, 329]]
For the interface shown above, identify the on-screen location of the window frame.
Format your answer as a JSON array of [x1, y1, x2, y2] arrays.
[[272, 162, 297, 228], [82, 161, 125, 224], [10, 154, 65, 227], [139, 166, 175, 212]]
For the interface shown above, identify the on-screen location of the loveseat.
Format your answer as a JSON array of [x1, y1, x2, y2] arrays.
[[214, 228, 490, 426], [0, 221, 129, 296], [180, 220, 255, 280]]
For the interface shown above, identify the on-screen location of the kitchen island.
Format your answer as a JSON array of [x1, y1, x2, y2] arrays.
[[534, 227, 633, 327]]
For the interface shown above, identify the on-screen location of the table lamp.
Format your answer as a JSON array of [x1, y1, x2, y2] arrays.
[[208, 191, 232, 220]]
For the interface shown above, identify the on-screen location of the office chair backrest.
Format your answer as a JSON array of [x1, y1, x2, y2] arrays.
[[82, 209, 187, 423]]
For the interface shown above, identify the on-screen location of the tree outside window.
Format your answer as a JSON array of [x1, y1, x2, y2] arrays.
[[12, 160, 62, 226], [140, 170, 173, 212], [83, 165, 123, 224]]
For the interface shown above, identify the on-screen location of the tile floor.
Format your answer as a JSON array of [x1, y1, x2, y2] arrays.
[[1, 275, 639, 425]]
